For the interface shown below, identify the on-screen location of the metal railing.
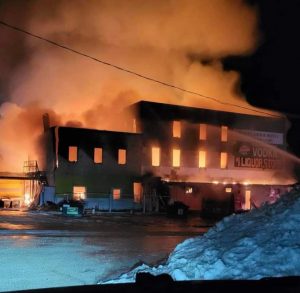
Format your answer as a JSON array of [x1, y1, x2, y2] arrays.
[[53, 191, 167, 213]]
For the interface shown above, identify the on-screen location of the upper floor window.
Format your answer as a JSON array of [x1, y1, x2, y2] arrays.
[[199, 124, 207, 140], [220, 152, 228, 169], [173, 121, 181, 138], [151, 147, 160, 167], [94, 147, 103, 163], [172, 149, 181, 167], [68, 146, 78, 162], [118, 149, 126, 165], [221, 126, 228, 142], [198, 150, 206, 168]]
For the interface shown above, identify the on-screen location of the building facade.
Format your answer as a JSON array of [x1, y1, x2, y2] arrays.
[[44, 127, 143, 210], [43, 101, 295, 214], [131, 101, 293, 213]]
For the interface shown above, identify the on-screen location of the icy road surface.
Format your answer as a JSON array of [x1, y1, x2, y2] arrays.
[[0, 210, 212, 292]]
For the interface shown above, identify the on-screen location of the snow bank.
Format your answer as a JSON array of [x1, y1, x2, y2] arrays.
[[104, 190, 300, 283]]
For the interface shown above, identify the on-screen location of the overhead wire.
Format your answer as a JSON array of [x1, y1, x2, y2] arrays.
[[0, 20, 282, 118]]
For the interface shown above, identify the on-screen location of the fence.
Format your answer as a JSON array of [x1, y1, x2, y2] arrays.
[[53, 191, 168, 213]]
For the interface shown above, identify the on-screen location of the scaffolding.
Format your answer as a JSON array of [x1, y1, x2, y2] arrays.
[[23, 160, 44, 207]]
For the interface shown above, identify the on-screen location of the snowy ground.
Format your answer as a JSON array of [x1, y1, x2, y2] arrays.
[[104, 190, 300, 283]]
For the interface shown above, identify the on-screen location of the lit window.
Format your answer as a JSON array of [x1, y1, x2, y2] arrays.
[[68, 146, 78, 162], [73, 186, 86, 200], [172, 149, 181, 167], [221, 126, 228, 142], [199, 124, 207, 140], [118, 149, 126, 164], [220, 152, 228, 169], [225, 187, 232, 193], [113, 188, 121, 200], [245, 190, 251, 210], [133, 182, 142, 203], [94, 148, 103, 163], [173, 121, 181, 138], [198, 150, 206, 168], [151, 147, 160, 166]]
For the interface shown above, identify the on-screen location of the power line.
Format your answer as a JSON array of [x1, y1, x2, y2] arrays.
[[0, 20, 281, 118]]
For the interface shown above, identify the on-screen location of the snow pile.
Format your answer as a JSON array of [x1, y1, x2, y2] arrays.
[[103, 190, 300, 283]]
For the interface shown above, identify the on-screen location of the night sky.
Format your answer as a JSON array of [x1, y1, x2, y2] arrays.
[[224, 0, 300, 157]]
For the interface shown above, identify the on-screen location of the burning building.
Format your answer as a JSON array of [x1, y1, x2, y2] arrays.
[[131, 101, 294, 215], [41, 100, 295, 215], [43, 127, 142, 211]]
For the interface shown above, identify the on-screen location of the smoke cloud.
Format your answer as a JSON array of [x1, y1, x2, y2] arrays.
[[0, 0, 273, 171]]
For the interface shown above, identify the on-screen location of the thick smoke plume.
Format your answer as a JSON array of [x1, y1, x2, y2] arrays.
[[0, 0, 274, 171]]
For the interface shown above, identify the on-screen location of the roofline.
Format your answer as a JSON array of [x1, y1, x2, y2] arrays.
[[131, 100, 285, 120], [48, 126, 141, 135]]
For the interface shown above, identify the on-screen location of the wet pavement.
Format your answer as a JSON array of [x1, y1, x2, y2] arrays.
[[0, 209, 214, 236], [0, 209, 215, 292]]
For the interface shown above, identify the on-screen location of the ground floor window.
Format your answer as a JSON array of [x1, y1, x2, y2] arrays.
[[133, 182, 142, 203], [73, 186, 86, 200], [112, 188, 121, 200], [244, 190, 251, 210]]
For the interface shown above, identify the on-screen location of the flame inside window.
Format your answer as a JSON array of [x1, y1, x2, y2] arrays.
[[198, 150, 206, 168], [151, 147, 160, 166], [68, 146, 78, 162], [173, 121, 181, 138], [94, 148, 103, 163], [220, 152, 228, 169], [118, 149, 126, 164], [172, 149, 181, 167]]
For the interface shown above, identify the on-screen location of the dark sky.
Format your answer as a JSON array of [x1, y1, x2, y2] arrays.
[[224, 0, 300, 157]]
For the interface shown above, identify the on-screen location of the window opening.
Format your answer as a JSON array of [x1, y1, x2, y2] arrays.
[[245, 190, 251, 210], [151, 147, 160, 166], [94, 148, 103, 163], [172, 149, 181, 167], [199, 124, 207, 140], [68, 146, 78, 162], [173, 121, 181, 138], [73, 186, 86, 200], [198, 150, 206, 168], [133, 182, 142, 203], [220, 152, 228, 169], [118, 149, 126, 164], [113, 188, 121, 200], [221, 126, 228, 142]]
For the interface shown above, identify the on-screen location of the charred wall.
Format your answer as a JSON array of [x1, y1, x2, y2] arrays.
[[46, 127, 142, 207]]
